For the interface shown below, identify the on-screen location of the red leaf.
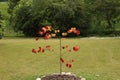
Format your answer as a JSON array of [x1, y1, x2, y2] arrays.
[[67, 29, 73, 33], [66, 64, 72, 68], [60, 58, 65, 63], [41, 27, 46, 32], [46, 45, 51, 49], [73, 46, 80, 51], [45, 26, 52, 31], [35, 37, 39, 41], [62, 46, 65, 49], [32, 49, 35, 52], [44, 33, 51, 39], [68, 64, 72, 68], [41, 48, 45, 53], [73, 30, 80, 35], [62, 45, 68, 49], [39, 31, 44, 35], [66, 64, 69, 67], [32, 49, 37, 54], [45, 26, 49, 29]]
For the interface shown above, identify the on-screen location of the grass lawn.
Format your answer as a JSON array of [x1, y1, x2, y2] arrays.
[[0, 37, 120, 80]]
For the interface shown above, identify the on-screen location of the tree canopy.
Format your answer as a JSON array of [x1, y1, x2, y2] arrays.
[[7, 0, 120, 37]]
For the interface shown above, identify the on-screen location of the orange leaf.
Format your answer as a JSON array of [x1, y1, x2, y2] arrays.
[[38, 47, 41, 53]]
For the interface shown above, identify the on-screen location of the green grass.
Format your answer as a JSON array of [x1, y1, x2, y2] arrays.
[[0, 37, 120, 80]]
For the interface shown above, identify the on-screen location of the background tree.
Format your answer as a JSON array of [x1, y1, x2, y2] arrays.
[[0, 11, 2, 26], [0, 0, 7, 2], [10, 0, 35, 36], [40, 0, 92, 36], [8, 0, 21, 32], [8, 0, 20, 15], [86, 0, 120, 35], [7, 0, 120, 37], [0, 11, 3, 38]]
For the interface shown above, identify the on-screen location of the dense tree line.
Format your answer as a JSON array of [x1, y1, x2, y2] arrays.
[[0, 0, 7, 2], [0, 11, 2, 29], [8, 0, 120, 37], [0, 11, 2, 38]]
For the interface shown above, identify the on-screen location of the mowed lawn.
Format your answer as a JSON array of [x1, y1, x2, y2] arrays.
[[0, 38, 120, 80]]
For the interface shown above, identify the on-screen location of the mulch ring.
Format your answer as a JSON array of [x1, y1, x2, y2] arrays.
[[41, 73, 81, 80]]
